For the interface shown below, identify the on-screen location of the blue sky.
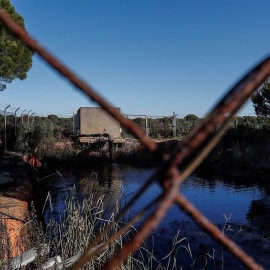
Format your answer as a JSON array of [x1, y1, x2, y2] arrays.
[[1, 0, 270, 117]]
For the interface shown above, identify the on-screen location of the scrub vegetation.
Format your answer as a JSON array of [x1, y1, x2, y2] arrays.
[[203, 116, 270, 171], [0, 184, 255, 270], [0, 113, 270, 170], [0, 114, 73, 153]]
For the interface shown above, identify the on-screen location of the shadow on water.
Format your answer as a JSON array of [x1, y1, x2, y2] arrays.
[[34, 164, 270, 269], [197, 167, 270, 232]]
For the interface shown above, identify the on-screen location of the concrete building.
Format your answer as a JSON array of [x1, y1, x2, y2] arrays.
[[75, 107, 121, 138]]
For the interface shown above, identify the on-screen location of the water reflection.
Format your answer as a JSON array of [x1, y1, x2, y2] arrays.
[[41, 164, 270, 233], [247, 197, 270, 232], [38, 164, 270, 269]]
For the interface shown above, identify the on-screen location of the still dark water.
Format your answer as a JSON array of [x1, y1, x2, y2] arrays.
[[43, 164, 270, 228], [41, 164, 270, 269]]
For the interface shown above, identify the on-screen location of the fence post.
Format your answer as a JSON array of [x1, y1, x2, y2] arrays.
[[73, 111, 75, 134], [15, 107, 20, 137], [21, 109, 26, 124], [163, 116, 165, 136], [4, 104, 10, 152], [31, 113, 35, 124], [145, 115, 148, 137], [173, 112, 177, 137], [27, 110, 32, 125]]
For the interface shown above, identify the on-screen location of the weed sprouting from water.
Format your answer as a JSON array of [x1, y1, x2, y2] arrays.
[[0, 184, 263, 270]]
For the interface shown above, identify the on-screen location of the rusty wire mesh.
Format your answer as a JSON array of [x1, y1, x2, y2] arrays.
[[0, 7, 269, 270]]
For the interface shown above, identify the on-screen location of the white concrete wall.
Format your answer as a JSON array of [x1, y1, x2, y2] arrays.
[[79, 107, 121, 138]]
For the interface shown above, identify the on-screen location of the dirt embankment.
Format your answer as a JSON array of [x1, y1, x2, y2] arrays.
[[0, 197, 29, 257], [0, 153, 32, 258]]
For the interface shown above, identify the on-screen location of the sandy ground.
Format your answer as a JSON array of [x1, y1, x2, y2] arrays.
[[0, 196, 30, 257], [0, 153, 32, 258]]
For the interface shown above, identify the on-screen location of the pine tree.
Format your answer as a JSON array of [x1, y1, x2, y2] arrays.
[[251, 80, 270, 117], [0, 0, 34, 91]]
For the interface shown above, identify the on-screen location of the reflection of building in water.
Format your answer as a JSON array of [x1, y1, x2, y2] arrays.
[[79, 164, 122, 210]]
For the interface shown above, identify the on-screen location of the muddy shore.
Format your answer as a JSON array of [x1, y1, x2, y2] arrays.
[[0, 153, 33, 257]]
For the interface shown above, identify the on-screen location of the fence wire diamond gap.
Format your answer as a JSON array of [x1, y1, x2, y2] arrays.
[[0, 7, 268, 270]]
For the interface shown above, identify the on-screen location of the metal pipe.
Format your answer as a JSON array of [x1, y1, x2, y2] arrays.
[[123, 114, 147, 117], [4, 104, 10, 152], [14, 107, 20, 137]]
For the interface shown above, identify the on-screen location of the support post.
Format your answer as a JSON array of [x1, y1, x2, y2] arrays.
[[15, 107, 20, 137], [31, 113, 35, 124], [4, 105, 10, 152], [145, 115, 148, 137], [73, 111, 75, 134], [21, 110, 26, 124], [27, 110, 32, 125], [163, 116, 165, 137], [108, 136, 113, 163], [173, 112, 177, 137]]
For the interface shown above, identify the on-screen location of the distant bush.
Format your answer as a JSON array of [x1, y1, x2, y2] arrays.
[[36, 136, 75, 167], [13, 120, 54, 153], [202, 119, 270, 170], [0, 115, 73, 153]]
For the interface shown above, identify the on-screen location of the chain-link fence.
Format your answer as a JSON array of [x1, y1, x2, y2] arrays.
[[0, 7, 268, 270], [0, 103, 33, 151], [0, 102, 75, 152]]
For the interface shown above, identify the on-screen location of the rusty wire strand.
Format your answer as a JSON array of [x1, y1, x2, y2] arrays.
[[84, 64, 262, 264], [71, 56, 270, 269], [96, 114, 238, 269], [0, 6, 269, 270], [100, 166, 181, 270], [75, 119, 232, 270], [69, 169, 160, 266], [0, 7, 157, 154], [96, 115, 253, 270], [175, 193, 264, 270], [167, 57, 270, 173], [71, 194, 162, 268], [178, 114, 236, 183]]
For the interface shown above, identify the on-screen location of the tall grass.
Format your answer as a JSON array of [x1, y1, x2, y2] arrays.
[[0, 181, 255, 269], [0, 182, 176, 269]]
